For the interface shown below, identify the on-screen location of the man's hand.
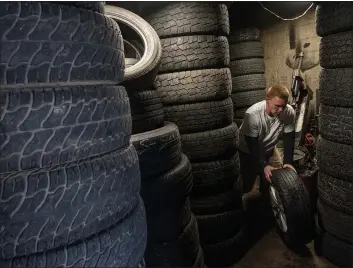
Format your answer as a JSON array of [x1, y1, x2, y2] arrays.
[[264, 165, 277, 183], [283, 164, 297, 173]]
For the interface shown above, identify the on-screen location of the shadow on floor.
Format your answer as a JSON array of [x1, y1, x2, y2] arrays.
[[233, 192, 337, 268]]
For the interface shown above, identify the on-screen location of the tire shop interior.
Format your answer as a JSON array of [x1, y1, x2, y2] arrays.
[[0, 1, 352, 268]]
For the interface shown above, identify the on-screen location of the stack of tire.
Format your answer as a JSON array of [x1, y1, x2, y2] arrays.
[[315, 3, 353, 267], [0, 2, 146, 268], [105, 5, 204, 268], [146, 3, 245, 267], [228, 28, 266, 127]]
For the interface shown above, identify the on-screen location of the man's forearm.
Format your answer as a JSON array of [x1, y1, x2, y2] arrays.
[[283, 131, 295, 165], [245, 135, 266, 181]]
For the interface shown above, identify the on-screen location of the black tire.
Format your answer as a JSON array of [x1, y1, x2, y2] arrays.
[[146, 2, 229, 38], [105, 5, 162, 89], [320, 31, 353, 69], [316, 136, 353, 182], [154, 68, 231, 104], [127, 90, 164, 134], [230, 41, 264, 60], [318, 172, 353, 215], [202, 227, 247, 267], [229, 27, 261, 44], [147, 198, 192, 243], [316, 228, 353, 267], [196, 209, 244, 245], [145, 215, 200, 267], [131, 122, 182, 179], [319, 68, 353, 107], [0, 85, 131, 173], [229, 58, 265, 76], [319, 104, 353, 145], [181, 123, 239, 162], [191, 190, 243, 215], [318, 200, 353, 244], [58, 1, 105, 13], [231, 74, 267, 93], [141, 154, 193, 213], [234, 106, 249, 118], [164, 98, 234, 134], [191, 152, 240, 196], [269, 168, 314, 246], [315, 2, 353, 37], [159, 35, 230, 73], [0, 197, 147, 268], [0, 145, 141, 259], [0, 2, 124, 87], [232, 90, 265, 109]]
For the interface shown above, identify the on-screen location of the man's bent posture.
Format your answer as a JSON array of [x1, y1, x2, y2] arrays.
[[238, 85, 296, 194]]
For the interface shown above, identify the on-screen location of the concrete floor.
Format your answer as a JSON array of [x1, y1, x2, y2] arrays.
[[234, 189, 338, 268]]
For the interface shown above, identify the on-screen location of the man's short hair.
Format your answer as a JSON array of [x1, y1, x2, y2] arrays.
[[266, 85, 290, 102]]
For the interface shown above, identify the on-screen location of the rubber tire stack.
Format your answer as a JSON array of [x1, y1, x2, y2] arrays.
[[228, 28, 267, 127], [314, 3, 353, 267], [0, 2, 147, 268], [146, 3, 245, 267]]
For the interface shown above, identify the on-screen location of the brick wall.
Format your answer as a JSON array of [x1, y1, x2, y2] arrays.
[[260, 8, 321, 114]]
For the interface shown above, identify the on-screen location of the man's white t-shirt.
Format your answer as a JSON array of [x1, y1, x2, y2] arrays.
[[238, 100, 296, 156]]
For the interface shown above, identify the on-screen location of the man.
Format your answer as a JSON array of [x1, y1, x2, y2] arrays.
[[238, 84, 296, 194]]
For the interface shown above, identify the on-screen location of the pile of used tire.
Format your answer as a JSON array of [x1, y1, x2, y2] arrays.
[[146, 3, 245, 267], [315, 2, 353, 267], [228, 28, 267, 127], [105, 5, 204, 268], [0, 2, 146, 267]]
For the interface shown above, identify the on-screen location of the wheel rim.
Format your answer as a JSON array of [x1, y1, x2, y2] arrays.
[[269, 185, 288, 233]]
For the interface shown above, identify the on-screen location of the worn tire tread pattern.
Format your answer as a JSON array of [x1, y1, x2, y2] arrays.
[[128, 90, 164, 134], [319, 68, 353, 108], [0, 2, 124, 87], [316, 136, 353, 182], [0, 85, 131, 173], [319, 104, 353, 145], [181, 123, 239, 162], [318, 200, 353, 243], [316, 3, 353, 37], [231, 74, 266, 93], [154, 68, 231, 104], [229, 58, 265, 77], [318, 172, 353, 215], [164, 98, 234, 134], [231, 90, 265, 109], [159, 35, 230, 73], [192, 152, 240, 196], [0, 198, 147, 268], [229, 28, 261, 44], [230, 41, 264, 60], [0, 144, 141, 259], [320, 31, 353, 69], [146, 2, 229, 37]]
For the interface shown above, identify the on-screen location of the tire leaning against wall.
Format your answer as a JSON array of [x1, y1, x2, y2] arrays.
[[0, 2, 124, 87]]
